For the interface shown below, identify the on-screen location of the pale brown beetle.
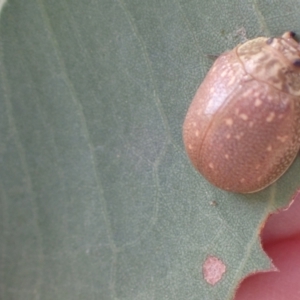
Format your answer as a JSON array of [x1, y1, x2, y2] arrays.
[[183, 32, 300, 193]]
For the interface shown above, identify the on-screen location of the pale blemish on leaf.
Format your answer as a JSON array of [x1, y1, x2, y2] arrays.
[[202, 255, 226, 285]]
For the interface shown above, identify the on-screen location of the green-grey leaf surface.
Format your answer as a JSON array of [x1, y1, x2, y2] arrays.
[[1, 1, 300, 299]]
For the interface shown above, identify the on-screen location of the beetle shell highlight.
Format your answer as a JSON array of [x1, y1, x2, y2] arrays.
[[183, 32, 300, 193]]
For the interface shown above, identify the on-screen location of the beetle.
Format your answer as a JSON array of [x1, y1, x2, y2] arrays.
[[183, 31, 300, 193]]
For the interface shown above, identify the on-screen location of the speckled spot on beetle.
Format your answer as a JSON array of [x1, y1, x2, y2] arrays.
[[225, 118, 233, 126], [242, 89, 252, 98], [266, 112, 275, 122], [243, 74, 252, 81], [211, 65, 217, 73], [277, 135, 289, 142], [221, 70, 228, 78], [239, 114, 248, 120], [254, 99, 262, 107], [266, 145, 272, 151], [253, 91, 260, 98], [227, 76, 236, 86], [234, 133, 244, 140]]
